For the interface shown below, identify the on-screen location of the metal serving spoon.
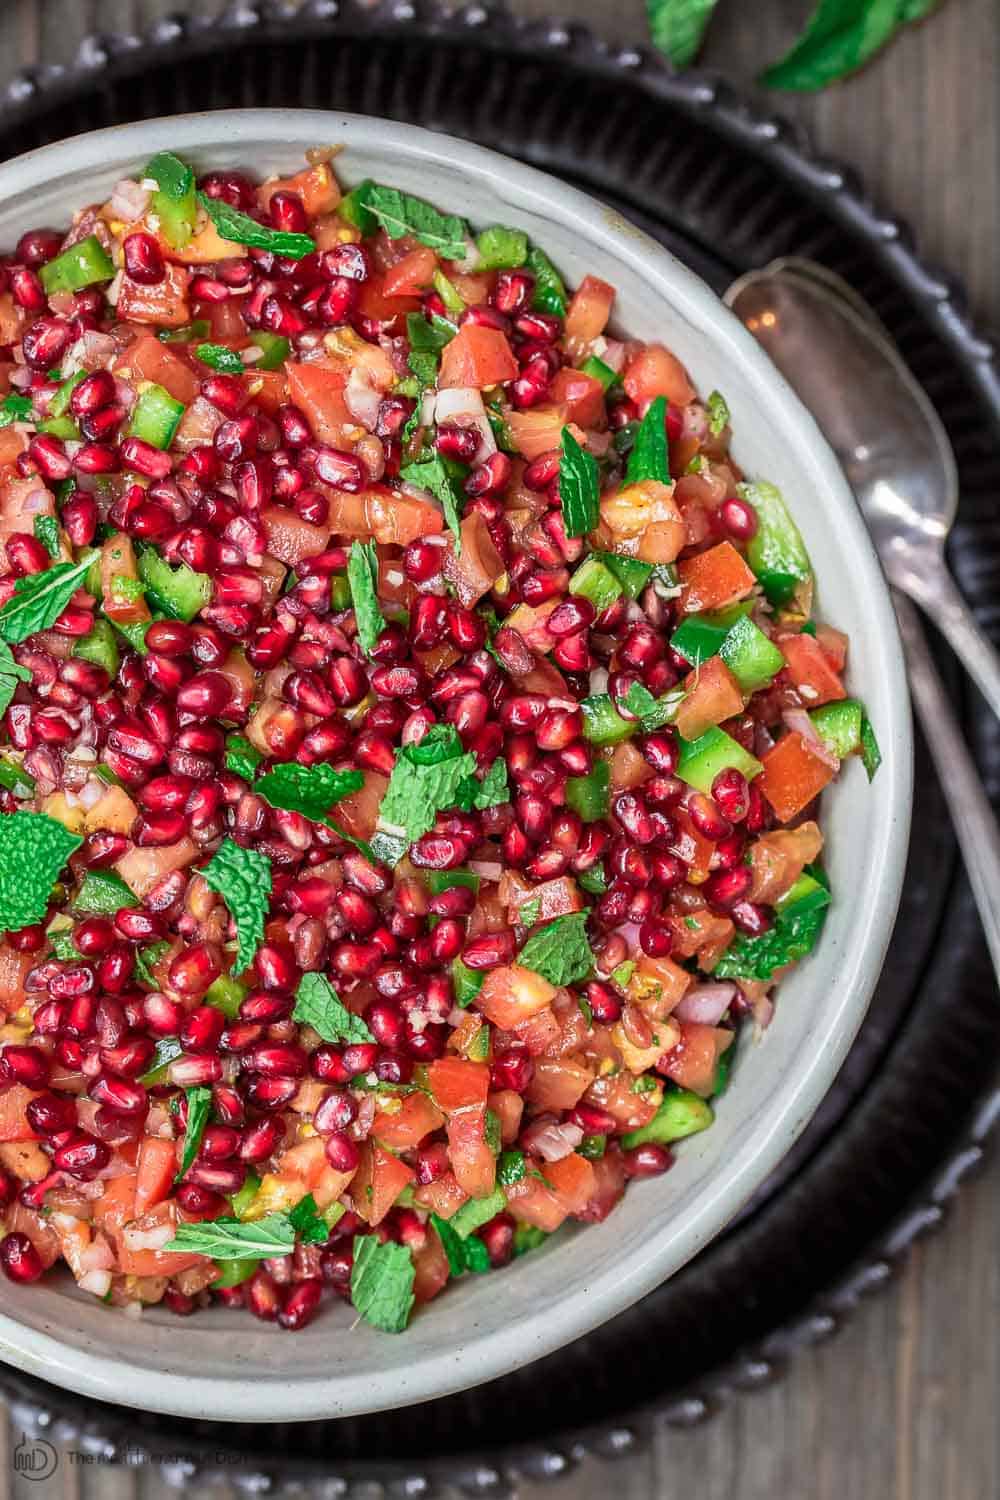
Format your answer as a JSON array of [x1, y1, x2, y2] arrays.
[[725, 259, 1000, 718], [726, 259, 1000, 977]]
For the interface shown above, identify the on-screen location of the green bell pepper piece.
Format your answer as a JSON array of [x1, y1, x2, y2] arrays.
[[145, 151, 198, 251], [621, 1088, 714, 1148], [670, 603, 752, 668], [39, 236, 114, 295], [37, 415, 80, 441], [475, 226, 528, 270], [137, 546, 211, 622], [448, 1188, 507, 1239], [205, 974, 247, 1020], [809, 699, 865, 760], [776, 871, 831, 919], [581, 694, 636, 746], [211, 1257, 260, 1289], [229, 1170, 262, 1221], [591, 551, 653, 600], [452, 956, 484, 1008], [47, 370, 86, 420], [569, 556, 623, 614], [428, 870, 482, 895], [579, 355, 619, 391], [128, 384, 185, 450], [74, 618, 120, 678], [111, 617, 152, 655], [565, 759, 610, 821], [249, 331, 290, 370], [719, 613, 786, 692], [742, 480, 811, 606], [676, 727, 763, 794]]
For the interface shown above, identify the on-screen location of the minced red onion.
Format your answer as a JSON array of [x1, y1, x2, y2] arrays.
[[522, 1121, 584, 1163], [467, 859, 502, 882], [344, 367, 382, 429], [682, 401, 709, 442], [110, 178, 150, 222], [122, 1221, 173, 1252], [79, 1238, 115, 1273], [782, 707, 839, 769], [674, 982, 737, 1025], [79, 1269, 113, 1298]]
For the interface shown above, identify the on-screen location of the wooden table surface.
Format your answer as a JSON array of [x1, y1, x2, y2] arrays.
[[0, 3, 996, 1498]]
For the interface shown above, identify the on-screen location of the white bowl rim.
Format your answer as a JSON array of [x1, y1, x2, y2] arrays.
[[0, 109, 912, 1423]]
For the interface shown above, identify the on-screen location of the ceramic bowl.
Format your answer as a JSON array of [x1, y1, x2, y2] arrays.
[[0, 111, 912, 1422]]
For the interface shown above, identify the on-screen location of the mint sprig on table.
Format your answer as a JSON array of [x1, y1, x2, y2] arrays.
[[293, 972, 375, 1046], [0, 811, 82, 934], [647, 0, 943, 90], [201, 837, 272, 974]]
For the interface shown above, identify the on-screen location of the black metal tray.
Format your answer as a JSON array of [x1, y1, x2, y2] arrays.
[[0, 3, 997, 1493]]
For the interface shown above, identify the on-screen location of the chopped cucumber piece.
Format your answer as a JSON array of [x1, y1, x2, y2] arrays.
[[742, 480, 811, 606], [249, 331, 290, 369], [137, 546, 211, 622], [676, 727, 763, 794], [145, 150, 198, 250], [565, 759, 610, 821], [73, 618, 119, 678], [579, 355, 619, 391], [719, 614, 785, 692], [449, 1188, 507, 1239], [39, 235, 114, 295], [128, 384, 185, 450], [452, 956, 484, 1008], [621, 1088, 714, 1148], [569, 556, 623, 614]]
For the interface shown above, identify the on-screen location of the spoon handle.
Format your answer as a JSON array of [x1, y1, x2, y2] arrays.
[[901, 552, 1000, 721], [894, 591, 1000, 982]]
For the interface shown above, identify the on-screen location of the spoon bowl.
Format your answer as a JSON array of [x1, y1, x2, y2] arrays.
[[726, 262, 1000, 716]]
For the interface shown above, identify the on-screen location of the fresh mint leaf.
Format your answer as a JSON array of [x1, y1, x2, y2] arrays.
[[430, 1214, 491, 1278], [760, 0, 902, 91], [713, 888, 831, 980], [164, 1211, 301, 1260], [198, 192, 315, 259], [48, 927, 80, 961], [202, 837, 272, 974], [525, 246, 567, 317], [471, 756, 509, 810], [518, 910, 595, 987], [135, 940, 169, 988], [195, 342, 245, 375], [224, 734, 263, 782], [401, 454, 464, 549], [145, 150, 193, 201], [519, 897, 542, 929], [175, 1085, 213, 1182], [350, 1234, 416, 1333], [0, 811, 82, 934], [347, 540, 385, 657], [0, 556, 92, 644], [33, 516, 60, 560], [379, 725, 477, 843], [625, 396, 669, 486], [0, 393, 33, 428], [256, 762, 363, 829], [860, 713, 882, 781], [706, 389, 730, 436], [559, 427, 600, 539], [293, 972, 374, 1046], [0, 641, 32, 719], [288, 1192, 329, 1246], [365, 184, 468, 261], [647, 0, 721, 66], [497, 1149, 526, 1187]]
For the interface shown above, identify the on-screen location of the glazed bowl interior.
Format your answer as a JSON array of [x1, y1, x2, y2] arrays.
[[0, 111, 911, 1423]]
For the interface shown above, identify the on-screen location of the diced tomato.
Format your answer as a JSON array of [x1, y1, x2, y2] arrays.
[[101, 532, 150, 626], [352, 1141, 415, 1226], [247, 368, 287, 414], [748, 821, 823, 904], [476, 964, 558, 1030], [584, 1072, 658, 1133], [609, 740, 653, 793], [114, 838, 198, 899], [623, 344, 696, 408], [199, 299, 248, 342], [507, 403, 569, 460], [575, 1150, 627, 1224], [0, 293, 25, 346], [509, 1007, 561, 1056], [630, 952, 693, 1017], [285, 362, 352, 446], [116, 262, 191, 327], [258, 162, 341, 217], [362, 487, 445, 545], [118, 1200, 208, 1277], [446, 1104, 496, 1198], [548, 367, 606, 427], [564, 275, 615, 350], [677, 541, 757, 614], [114, 334, 199, 404], [426, 1057, 490, 1112], [413, 1171, 468, 1219], [779, 632, 846, 706], [524, 1058, 595, 1111], [134, 1136, 178, 1217], [502, 597, 561, 653], [505, 1173, 567, 1233], [260, 504, 331, 565], [92, 1172, 137, 1238], [0, 944, 37, 1016], [674, 656, 744, 740], [382, 246, 438, 296], [412, 1226, 450, 1303], [336, 771, 388, 840], [356, 274, 421, 325], [448, 270, 493, 305], [546, 1152, 597, 1215], [658, 1022, 733, 1097], [0, 1085, 41, 1142], [759, 732, 836, 822], [443, 511, 505, 606], [487, 1089, 524, 1146], [816, 623, 848, 672], [666, 907, 733, 961], [373, 1091, 445, 1150], [439, 324, 518, 389], [6, 1203, 60, 1268], [667, 808, 715, 884]]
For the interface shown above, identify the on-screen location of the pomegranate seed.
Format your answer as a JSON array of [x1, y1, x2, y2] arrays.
[[90, 1075, 147, 1116], [324, 1130, 360, 1172], [279, 1277, 323, 1330], [1, 1045, 50, 1088], [463, 931, 517, 969], [247, 1270, 284, 1322], [168, 942, 222, 997], [623, 1143, 673, 1178], [719, 496, 758, 540], [465, 452, 512, 496], [490, 1047, 533, 1092], [492, 270, 534, 315], [28, 433, 72, 481], [53, 1132, 111, 1179], [0, 1232, 43, 1283], [123, 231, 166, 284], [5, 533, 49, 576], [240, 1116, 284, 1162], [176, 1182, 228, 1219], [711, 767, 750, 823], [25, 1090, 77, 1135], [435, 425, 479, 463], [731, 900, 772, 937], [687, 792, 732, 842]]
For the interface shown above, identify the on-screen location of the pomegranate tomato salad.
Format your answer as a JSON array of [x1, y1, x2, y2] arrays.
[[0, 150, 879, 1334]]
